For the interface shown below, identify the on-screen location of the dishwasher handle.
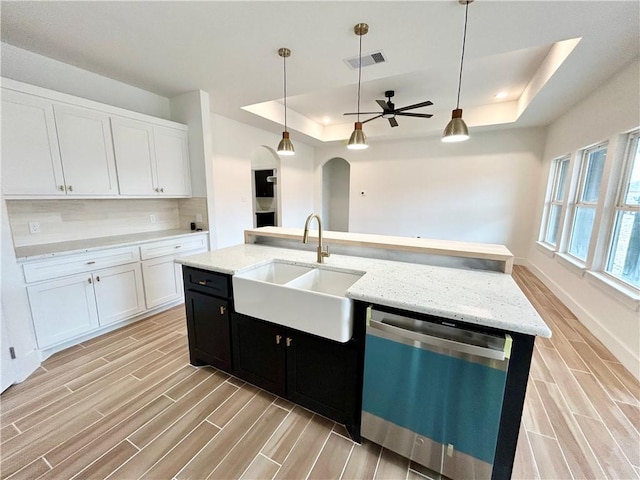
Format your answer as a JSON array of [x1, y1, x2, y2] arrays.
[[368, 318, 508, 361]]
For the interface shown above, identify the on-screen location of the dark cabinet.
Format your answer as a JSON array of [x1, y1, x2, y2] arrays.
[[183, 267, 232, 371], [231, 312, 361, 432], [254, 169, 274, 197]]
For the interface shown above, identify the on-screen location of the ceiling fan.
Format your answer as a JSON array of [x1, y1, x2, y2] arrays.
[[344, 90, 433, 127]]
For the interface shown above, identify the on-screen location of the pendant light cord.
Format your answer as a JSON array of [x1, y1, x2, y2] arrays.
[[357, 32, 362, 122], [283, 54, 288, 132], [456, 1, 470, 109]]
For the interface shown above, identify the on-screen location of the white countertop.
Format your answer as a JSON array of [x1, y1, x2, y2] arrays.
[[176, 244, 551, 338], [15, 229, 209, 262]]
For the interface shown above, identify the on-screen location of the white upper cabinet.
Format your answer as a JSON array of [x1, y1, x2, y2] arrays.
[[111, 118, 191, 197], [1, 90, 66, 195], [154, 126, 191, 196], [111, 117, 156, 195], [53, 104, 119, 195]]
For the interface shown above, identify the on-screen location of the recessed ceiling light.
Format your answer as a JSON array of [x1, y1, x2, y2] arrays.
[[322, 116, 331, 125], [495, 91, 508, 100]]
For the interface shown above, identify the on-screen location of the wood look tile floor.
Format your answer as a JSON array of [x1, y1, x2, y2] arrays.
[[1, 265, 639, 480]]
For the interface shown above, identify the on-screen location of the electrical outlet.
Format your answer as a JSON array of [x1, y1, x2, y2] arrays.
[[149, 214, 157, 224], [447, 444, 454, 457], [195, 214, 203, 222], [28, 221, 40, 234]]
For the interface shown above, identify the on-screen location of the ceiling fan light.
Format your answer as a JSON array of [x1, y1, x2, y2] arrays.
[[277, 131, 295, 155], [442, 109, 469, 142], [347, 122, 368, 150]]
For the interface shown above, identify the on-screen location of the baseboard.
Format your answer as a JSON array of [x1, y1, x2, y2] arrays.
[[526, 262, 640, 380]]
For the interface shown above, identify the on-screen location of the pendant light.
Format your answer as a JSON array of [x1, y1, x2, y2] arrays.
[[442, 0, 473, 143], [347, 23, 369, 150], [277, 47, 295, 156]]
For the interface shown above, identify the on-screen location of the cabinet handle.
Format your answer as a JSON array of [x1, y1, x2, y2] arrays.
[[175, 245, 182, 249], [219, 306, 226, 315], [160, 187, 164, 193], [88, 278, 92, 284], [86, 261, 96, 265], [67, 185, 73, 192], [58, 185, 65, 191], [286, 337, 292, 347], [198, 280, 207, 285], [154, 188, 159, 192], [276, 335, 282, 345], [96, 276, 100, 282]]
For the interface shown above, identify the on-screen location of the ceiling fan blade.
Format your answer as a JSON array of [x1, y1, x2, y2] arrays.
[[344, 112, 384, 116], [362, 114, 383, 124], [395, 100, 434, 113], [389, 117, 399, 128], [376, 99, 390, 111], [396, 112, 434, 118]]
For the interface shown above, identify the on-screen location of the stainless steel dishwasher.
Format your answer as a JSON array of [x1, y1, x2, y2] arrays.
[[362, 307, 511, 480]]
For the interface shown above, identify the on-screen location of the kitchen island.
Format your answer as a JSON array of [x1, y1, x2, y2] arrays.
[[176, 241, 550, 480]]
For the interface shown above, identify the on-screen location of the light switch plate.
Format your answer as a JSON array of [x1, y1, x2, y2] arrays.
[[196, 214, 203, 222]]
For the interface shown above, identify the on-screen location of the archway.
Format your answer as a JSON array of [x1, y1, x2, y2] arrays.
[[322, 157, 350, 232]]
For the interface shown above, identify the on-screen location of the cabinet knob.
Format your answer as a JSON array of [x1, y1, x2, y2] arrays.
[[67, 185, 73, 192], [86, 261, 96, 265], [219, 305, 226, 315], [160, 188, 164, 193], [96, 276, 100, 282], [58, 185, 65, 191], [276, 334, 282, 345], [286, 337, 292, 347], [88, 278, 92, 284]]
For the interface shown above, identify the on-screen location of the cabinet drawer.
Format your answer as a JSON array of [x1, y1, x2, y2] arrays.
[[140, 235, 207, 260], [23, 246, 140, 283], [183, 267, 230, 298]]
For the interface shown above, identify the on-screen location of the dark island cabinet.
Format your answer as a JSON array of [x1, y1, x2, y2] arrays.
[[183, 267, 232, 371]]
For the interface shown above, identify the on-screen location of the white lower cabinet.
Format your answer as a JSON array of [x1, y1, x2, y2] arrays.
[[28, 273, 100, 348], [94, 263, 145, 326], [142, 256, 183, 309]]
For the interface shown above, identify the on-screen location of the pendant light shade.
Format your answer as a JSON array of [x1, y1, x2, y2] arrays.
[[347, 122, 367, 150], [277, 47, 295, 156], [347, 23, 369, 150], [442, 0, 473, 143], [442, 108, 469, 143]]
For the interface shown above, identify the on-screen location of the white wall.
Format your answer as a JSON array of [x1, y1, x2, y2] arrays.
[[322, 158, 350, 231], [1, 43, 171, 119], [528, 59, 640, 377], [210, 114, 315, 248], [315, 128, 546, 260]]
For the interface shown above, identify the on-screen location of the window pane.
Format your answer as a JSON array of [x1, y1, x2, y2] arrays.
[[606, 211, 640, 289], [581, 148, 606, 203], [568, 206, 595, 261], [545, 204, 562, 245], [623, 139, 640, 205], [554, 159, 569, 202]]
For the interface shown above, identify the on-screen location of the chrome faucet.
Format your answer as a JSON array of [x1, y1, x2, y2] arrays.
[[303, 213, 330, 263]]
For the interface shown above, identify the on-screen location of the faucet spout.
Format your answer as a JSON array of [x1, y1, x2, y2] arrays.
[[302, 213, 330, 263]]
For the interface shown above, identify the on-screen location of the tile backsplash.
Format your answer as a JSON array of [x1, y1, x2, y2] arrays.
[[7, 198, 187, 247]]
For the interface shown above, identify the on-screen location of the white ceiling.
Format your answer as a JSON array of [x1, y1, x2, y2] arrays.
[[2, 1, 639, 146]]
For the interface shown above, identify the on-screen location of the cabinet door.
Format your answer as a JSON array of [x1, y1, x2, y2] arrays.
[[1, 90, 66, 195], [27, 273, 99, 348], [231, 313, 285, 396], [111, 117, 156, 195], [53, 104, 119, 195], [185, 290, 232, 371], [154, 126, 191, 196], [142, 256, 183, 309], [93, 263, 145, 326], [287, 331, 358, 424]]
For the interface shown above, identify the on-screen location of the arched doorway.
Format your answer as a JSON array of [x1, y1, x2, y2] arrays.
[[250, 146, 281, 227], [322, 157, 350, 232]]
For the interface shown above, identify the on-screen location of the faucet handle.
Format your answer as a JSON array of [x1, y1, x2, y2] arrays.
[[322, 245, 330, 258]]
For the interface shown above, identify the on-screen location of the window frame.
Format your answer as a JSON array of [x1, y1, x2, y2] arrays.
[[539, 155, 570, 248], [565, 143, 608, 263], [602, 130, 640, 290]]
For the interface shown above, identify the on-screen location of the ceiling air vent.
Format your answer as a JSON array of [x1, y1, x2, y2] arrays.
[[344, 50, 387, 69]]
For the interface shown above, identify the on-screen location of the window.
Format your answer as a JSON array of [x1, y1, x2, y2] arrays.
[[567, 144, 607, 261], [541, 156, 570, 246], [605, 131, 640, 289]]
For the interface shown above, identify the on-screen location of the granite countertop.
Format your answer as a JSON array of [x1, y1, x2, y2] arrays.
[[176, 244, 551, 338], [15, 229, 209, 262]]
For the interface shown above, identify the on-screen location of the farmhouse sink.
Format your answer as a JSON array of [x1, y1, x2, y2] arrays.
[[232, 260, 364, 342]]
